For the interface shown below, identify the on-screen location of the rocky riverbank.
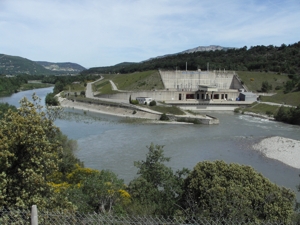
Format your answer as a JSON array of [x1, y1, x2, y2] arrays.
[[253, 136, 300, 169]]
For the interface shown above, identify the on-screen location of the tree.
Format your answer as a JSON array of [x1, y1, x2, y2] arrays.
[[275, 105, 300, 125], [261, 81, 272, 92], [45, 92, 59, 106], [149, 100, 156, 106], [51, 165, 130, 214], [0, 103, 17, 119], [181, 160, 295, 223], [0, 94, 74, 210], [128, 144, 189, 216], [80, 90, 85, 97]]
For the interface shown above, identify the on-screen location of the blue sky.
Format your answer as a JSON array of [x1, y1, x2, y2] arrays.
[[1, 0, 299, 68]]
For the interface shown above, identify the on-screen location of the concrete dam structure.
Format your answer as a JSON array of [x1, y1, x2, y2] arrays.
[[160, 69, 240, 91], [99, 69, 254, 110]]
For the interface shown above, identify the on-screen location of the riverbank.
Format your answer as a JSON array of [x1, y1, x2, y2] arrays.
[[57, 95, 216, 124], [59, 97, 161, 120], [253, 136, 300, 169]]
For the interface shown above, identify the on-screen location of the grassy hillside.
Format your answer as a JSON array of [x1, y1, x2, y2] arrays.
[[237, 71, 300, 106], [35, 61, 86, 73], [0, 54, 55, 75], [237, 71, 289, 92], [0, 54, 85, 75], [93, 70, 165, 94]]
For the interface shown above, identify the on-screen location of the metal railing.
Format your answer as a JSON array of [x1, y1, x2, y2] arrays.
[[0, 206, 296, 225]]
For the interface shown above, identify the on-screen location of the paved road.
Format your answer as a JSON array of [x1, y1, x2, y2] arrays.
[[85, 77, 103, 98], [109, 80, 118, 91], [259, 101, 295, 108]]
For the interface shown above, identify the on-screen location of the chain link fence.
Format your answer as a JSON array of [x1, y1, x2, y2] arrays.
[[0, 207, 296, 225]]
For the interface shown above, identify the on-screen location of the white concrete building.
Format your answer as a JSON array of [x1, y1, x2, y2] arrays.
[[136, 97, 153, 105]]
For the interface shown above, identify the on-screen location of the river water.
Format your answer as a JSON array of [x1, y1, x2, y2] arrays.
[[1, 87, 300, 200]]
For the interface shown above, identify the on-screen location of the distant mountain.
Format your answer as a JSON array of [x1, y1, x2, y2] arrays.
[[81, 62, 137, 75], [84, 45, 235, 74], [179, 45, 234, 54], [0, 54, 86, 75], [0, 54, 55, 75], [82, 41, 300, 75], [35, 61, 86, 73], [145, 45, 233, 61]]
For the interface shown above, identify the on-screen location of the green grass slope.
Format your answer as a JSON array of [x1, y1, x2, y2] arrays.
[[237, 71, 300, 106], [94, 70, 164, 94]]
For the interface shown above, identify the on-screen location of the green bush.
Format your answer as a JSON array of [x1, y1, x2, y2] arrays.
[[160, 113, 169, 121], [45, 93, 59, 106], [130, 100, 139, 105], [149, 100, 157, 106], [181, 160, 295, 222], [234, 108, 241, 113]]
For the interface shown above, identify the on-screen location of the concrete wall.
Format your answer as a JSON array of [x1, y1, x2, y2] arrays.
[[160, 70, 236, 91], [100, 91, 179, 101], [230, 75, 244, 90], [99, 89, 239, 102]]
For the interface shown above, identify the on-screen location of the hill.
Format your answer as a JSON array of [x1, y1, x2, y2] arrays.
[[0, 54, 86, 75], [82, 62, 137, 75], [35, 61, 86, 73], [82, 42, 300, 75], [145, 45, 233, 60], [0, 54, 56, 75]]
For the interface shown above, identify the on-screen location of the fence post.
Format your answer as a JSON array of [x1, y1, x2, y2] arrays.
[[31, 205, 38, 225]]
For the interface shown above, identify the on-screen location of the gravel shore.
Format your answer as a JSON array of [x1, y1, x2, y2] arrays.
[[253, 136, 300, 169], [59, 98, 161, 120], [58, 97, 193, 124]]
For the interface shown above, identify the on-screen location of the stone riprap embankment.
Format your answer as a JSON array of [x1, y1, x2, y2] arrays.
[[253, 136, 300, 169]]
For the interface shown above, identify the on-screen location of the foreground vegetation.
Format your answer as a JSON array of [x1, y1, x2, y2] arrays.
[[0, 96, 300, 223]]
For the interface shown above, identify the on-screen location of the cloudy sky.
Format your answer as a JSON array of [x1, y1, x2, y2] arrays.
[[1, 0, 300, 68]]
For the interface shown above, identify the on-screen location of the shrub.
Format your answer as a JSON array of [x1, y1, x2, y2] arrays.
[[266, 110, 273, 116], [131, 100, 139, 105], [261, 81, 272, 92], [149, 100, 157, 106], [181, 161, 295, 222], [160, 113, 169, 121], [45, 93, 59, 106], [234, 108, 241, 113]]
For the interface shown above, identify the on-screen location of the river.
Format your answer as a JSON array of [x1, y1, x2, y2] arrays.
[[1, 87, 300, 200]]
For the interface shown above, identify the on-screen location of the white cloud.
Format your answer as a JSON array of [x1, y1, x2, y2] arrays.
[[0, 0, 299, 68]]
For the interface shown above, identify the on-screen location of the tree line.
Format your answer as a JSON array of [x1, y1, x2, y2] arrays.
[[0, 96, 299, 223], [82, 42, 300, 75], [0, 75, 28, 96]]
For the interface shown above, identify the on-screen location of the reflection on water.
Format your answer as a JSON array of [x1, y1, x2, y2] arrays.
[[1, 88, 300, 200]]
